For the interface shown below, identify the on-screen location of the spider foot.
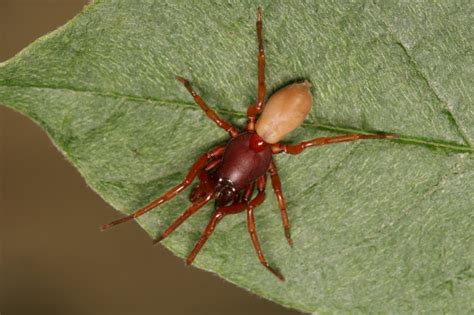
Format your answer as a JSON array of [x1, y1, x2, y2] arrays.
[[100, 216, 132, 231], [285, 229, 294, 248], [152, 235, 164, 245], [385, 133, 399, 139], [266, 264, 285, 282]]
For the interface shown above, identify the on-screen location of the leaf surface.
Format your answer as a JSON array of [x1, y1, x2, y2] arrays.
[[1, 1, 473, 313]]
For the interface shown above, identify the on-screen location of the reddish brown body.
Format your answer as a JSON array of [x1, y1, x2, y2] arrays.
[[218, 132, 271, 191], [101, 8, 397, 281]]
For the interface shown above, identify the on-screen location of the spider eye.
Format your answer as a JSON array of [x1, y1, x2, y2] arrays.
[[215, 182, 236, 207]]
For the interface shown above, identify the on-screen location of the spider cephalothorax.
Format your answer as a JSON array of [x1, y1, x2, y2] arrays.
[[101, 8, 397, 281]]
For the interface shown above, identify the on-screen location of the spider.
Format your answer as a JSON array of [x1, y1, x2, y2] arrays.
[[101, 8, 397, 281]]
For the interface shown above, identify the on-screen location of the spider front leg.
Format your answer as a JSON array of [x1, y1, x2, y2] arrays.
[[247, 7, 266, 130], [152, 170, 218, 244], [186, 176, 284, 281], [101, 145, 225, 230], [185, 202, 246, 265], [247, 175, 285, 281], [153, 194, 213, 244], [268, 160, 292, 247], [176, 76, 239, 137], [184, 184, 257, 264], [271, 133, 399, 154]]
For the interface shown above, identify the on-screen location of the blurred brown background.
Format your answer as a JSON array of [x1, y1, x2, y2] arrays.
[[0, 1, 300, 314]]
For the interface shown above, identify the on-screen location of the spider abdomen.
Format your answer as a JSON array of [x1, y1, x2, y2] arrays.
[[217, 132, 272, 190], [255, 81, 312, 144]]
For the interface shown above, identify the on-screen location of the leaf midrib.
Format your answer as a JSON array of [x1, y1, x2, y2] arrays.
[[1, 81, 472, 153]]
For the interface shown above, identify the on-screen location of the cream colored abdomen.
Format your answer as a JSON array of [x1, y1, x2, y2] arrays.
[[255, 81, 313, 144]]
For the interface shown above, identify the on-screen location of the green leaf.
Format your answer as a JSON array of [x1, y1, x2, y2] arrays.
[[1, 0, 473, 313]]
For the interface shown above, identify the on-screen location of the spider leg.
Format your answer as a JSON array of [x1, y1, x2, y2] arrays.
[[247, 175, 285, 281], [101, 145, 225, 231], [186, 183, 256, 264], [247, 7, 266, 131], [153, 193, 213, 244], [176, 76, 239, 137], [204, 159, 221, 172], [271, 133, 399, 155], [185, 202, 247, 265], [155, 157, 225, 243], [242, 182, 256, 203], [185, 211, 225, 265], [268, 160, 292, 247], [186, 177, 284, 281]]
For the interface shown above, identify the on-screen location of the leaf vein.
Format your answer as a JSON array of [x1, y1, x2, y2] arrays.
[[1, 81, 472, 153], [373, 5, 473, 148]]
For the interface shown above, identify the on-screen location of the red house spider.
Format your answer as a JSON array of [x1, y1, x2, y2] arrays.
[[101, 8, 397, 281]]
